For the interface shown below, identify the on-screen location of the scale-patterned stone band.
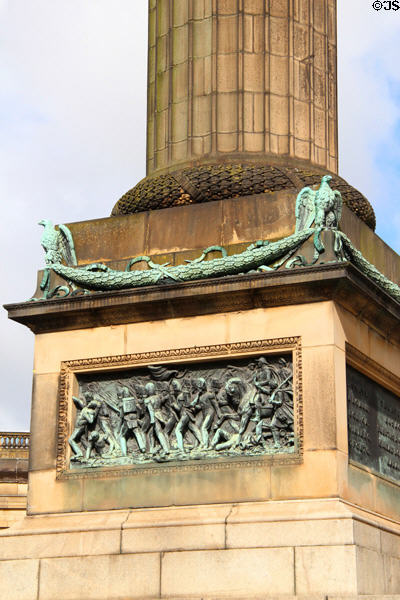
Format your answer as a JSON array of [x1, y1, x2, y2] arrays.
[[112, 164, 376, 230]]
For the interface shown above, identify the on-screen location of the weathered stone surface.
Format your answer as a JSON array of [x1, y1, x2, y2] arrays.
[[0, 559, 39, 600], [0, 480, 27, 527], [226, 517, 354, 549], [384, 554, 400, 593], [302, 345, 338, 451], [0, 529, 120, 560], [29, 374, 59, 472], [295, 545, 358, 594], [271, 450, 338, 499], [353, 520, 381, 552], [27, 469, 83, 515], [79, 461, 271, 512], [33, 324, 125, 374], [38, 553, 160, 600], [381, 529, 400, 558], [356, 546, 385, 594], [1, 500, 399, 595], [161, 547, 295, 596], [122, 523, 225, 554]]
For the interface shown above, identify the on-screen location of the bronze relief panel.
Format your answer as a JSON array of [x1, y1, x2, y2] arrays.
[[56, 338, 303, 478]]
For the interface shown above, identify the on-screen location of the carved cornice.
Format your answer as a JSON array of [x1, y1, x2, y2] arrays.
[[56, 337, 303, 480], [5, 264, 400, 346]]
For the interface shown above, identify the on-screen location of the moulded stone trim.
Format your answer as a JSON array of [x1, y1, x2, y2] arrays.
[[346, 342, 400, 397]]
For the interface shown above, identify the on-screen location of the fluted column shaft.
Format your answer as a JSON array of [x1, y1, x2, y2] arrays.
[[147, 0, 338, 176]]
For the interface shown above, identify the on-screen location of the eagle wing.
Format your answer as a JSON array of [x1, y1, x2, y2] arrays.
[[58, 224, 77, 266], [295, 187, 316, 232]]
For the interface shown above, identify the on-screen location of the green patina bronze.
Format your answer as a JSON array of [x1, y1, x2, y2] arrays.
[[68, 354, 296, 468], [34, 177, 400, 304], [38, 228, 315, 294]]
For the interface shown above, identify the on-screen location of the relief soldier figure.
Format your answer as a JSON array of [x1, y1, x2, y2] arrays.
[[94, 390, 120, 456], [211, 378, 244, 450], [164, 379, 182, 437], [253, 357, 278, 401], [69, 392, 101, 459], [174, 386, 202, 454], [190, 377, 220, 449], [119, 386, 146, 456], [144, 382, 170, 456]]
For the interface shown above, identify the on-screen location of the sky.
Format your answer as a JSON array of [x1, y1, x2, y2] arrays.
[[1, 0, 400, 431]]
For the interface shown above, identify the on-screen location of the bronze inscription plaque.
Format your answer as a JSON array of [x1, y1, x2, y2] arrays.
[[347, 365, 400, 482]]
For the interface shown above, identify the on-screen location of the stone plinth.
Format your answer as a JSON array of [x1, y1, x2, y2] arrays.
[[13, 297, 398, 521], [1, 499, 399, 598], [3, 217, 400, 597], [3, 178, 400, 599]]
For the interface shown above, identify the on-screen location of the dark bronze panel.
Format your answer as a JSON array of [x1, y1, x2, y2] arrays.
[[347, 365, 400, 482]]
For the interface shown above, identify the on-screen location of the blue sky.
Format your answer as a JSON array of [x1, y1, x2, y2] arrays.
[[1, 0, 400, 430], [338, 0, 400, 247]]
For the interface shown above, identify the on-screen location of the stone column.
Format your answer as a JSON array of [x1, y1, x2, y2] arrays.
[[146, 0, 338, 176]]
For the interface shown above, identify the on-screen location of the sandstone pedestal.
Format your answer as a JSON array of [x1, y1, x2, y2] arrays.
[[2, 193, 400, 599]]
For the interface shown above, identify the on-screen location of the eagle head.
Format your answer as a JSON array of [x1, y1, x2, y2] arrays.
[[321, 175, 332, 184]]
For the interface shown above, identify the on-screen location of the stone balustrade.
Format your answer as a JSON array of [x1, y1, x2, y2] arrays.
[[0, 433, 30, 459]]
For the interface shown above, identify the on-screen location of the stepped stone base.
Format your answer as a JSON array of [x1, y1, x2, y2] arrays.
[[1, 499, 399, 599]]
